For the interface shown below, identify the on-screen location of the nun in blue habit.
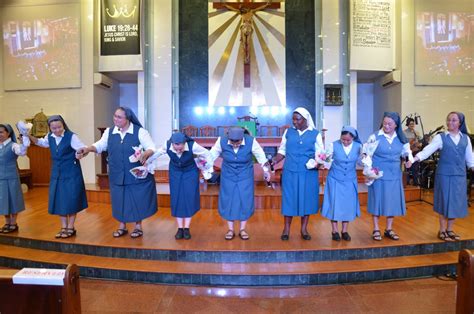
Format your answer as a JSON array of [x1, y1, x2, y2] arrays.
[[79, 107, 157, 239], [321, 126, 362, 242], [0, 124, 28, 234], [271, 107, 325, 241], [412, 112, 474, 241], [209, 127, 270, 241], [366, 112, 413, 241], [28, 115, 88, 239], [149, 131, 212, 240]]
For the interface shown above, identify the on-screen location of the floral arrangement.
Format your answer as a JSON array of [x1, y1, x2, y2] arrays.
[[313, 149, 332, 169], [129, 166, 149, 179], [16, 120, 32, 147], [129, 145, 144, 163], [194, 155, 213, 180], [361, 140, 383, 186]]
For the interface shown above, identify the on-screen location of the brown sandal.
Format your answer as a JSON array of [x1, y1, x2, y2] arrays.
[[372, 230, 382, 241], [2, 224, 18, 234], [438, 231, 454, 242], [55, 228, 67, 238], [239, 229, 250, 240], [384, 229, 400, 241], [224, 230, 235, 240], [61, 228, 76, 238], [446, 230, 460, 241], [130, 229, 143, 238], [113, 229, 128, 238]]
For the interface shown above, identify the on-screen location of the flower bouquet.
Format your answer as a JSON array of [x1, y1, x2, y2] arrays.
[[361, 140, 383, 186], [16, 120, 32, 147], [194, 155, 213, 180], [129, 166, 149, 179], [314, 149, 332, 169], [129, 145, 144, 163]]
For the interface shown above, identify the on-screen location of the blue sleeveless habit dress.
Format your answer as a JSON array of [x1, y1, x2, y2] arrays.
[[367, 134, 406, 217], [107, 125, 157, 222], [167, 140, 200, 218], [281, 128, 319, 217], [321, 140, 361, 221], [47, 131, 88, 215]]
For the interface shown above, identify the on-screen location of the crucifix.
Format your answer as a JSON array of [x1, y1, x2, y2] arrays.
[[213, 0, 280, 88]]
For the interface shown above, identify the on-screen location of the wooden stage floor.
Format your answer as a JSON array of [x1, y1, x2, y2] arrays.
[[11, 187, 474, 251]]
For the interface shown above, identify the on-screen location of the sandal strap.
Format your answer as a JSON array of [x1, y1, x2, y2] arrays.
[[130, 229, 143, 237], [225, 230, 235, 239], [384, 229, 400, 239], [446, 231, 460, 240], [113, 229, 128, 237]]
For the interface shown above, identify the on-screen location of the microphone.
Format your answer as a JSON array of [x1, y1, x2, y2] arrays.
[[415, 116, 419, 125], [267, 154, 274, 172]]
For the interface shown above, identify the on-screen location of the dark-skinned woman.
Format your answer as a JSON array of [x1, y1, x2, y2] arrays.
[[272, 107, 324, 241]]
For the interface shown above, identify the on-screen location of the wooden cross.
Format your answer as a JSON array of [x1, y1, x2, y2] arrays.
[[213, 0, 280, 88]]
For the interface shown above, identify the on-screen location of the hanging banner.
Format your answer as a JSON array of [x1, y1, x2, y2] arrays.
[[100, 0, 140, 56], [349, 0, 395, 71]]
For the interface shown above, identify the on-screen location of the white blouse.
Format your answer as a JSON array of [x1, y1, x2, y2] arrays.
[[416, 131, 474, 168]]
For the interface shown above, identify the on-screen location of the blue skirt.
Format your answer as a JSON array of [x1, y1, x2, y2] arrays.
[[169, 168, 200, 218], [0, 178, 25, 215], [110, 175, 157, 222], [281, 169, 319, 217], [218, 175, 254, 221], [48, 177, 87, 215], [433, 174, 468, 218], [367, 178, 406, 217], [321, 176, 360, 221]]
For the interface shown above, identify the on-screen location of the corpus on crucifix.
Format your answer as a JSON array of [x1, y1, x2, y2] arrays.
[[213, 0, 280, 87]]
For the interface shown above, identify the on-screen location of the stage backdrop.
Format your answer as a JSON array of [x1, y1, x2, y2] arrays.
[[414, 0, 474, 86], [179, 0, 315, 129], [1, 3, 81, 91], [99, 0, 143, 72]]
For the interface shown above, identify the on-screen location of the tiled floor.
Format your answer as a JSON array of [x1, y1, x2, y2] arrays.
[[80, 276, 457, 313]]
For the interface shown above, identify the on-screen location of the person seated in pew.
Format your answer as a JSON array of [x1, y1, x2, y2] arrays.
[[0, 124, 29, 234], [209, 127, 271, 241], [147, 132, 213, 240]]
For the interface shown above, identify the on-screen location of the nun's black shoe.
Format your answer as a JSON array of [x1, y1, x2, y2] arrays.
[[301, 232, 312, 240], [341, 232, 351, 241], [183, 228, 191, 240], [280, 233, 289, 241], [332, 232, 341, 241], [175, 228, 184, 240]]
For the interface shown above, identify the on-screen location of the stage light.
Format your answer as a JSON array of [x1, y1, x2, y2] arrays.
[[194, 106, 203, 115], [229, 107, 236, 115], [281, 107, 289, 115], [206, 106, 215, 114], [271, 106, 280, 116], [261, 106, 270, 116], [250, 106, 259, 115], [217, 107, 225, 115]]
